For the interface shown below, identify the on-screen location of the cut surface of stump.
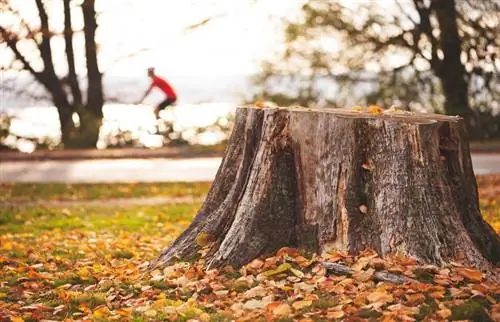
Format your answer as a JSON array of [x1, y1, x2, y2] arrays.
[[152, 106, 500, 271]]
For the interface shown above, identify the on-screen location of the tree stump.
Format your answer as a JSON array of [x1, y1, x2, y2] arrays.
[[152, 106, 499, 271]]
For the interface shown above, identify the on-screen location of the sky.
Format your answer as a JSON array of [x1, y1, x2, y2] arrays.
[[1, 0, 307, 104]]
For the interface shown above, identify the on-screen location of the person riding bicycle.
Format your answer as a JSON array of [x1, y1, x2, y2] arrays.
[[137, 68, 177, 119]]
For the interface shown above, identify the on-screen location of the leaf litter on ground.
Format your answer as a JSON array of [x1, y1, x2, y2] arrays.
[[0, 176, 499, 321]]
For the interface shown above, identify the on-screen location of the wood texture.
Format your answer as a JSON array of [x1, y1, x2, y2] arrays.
[[152, 106, 500, 271]]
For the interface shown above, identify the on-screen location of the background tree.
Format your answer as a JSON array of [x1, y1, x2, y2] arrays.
[[253, 0, 500, 139], [1, 0, 103, 148]]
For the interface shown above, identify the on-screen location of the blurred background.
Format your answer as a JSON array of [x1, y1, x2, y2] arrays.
[[1, 0, 499, 154]]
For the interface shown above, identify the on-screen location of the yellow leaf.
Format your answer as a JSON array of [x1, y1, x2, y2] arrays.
[[195, 232, 214, 247], [437, 308, 451, 319], [290, 267, 305, 278], [272, 303, 292, 316], [263, 263, 291, 277], [456, 267, 483, 282], [92, 306, 110, 318], [10, 317, 24, 322], [292, 300, 312, 310]]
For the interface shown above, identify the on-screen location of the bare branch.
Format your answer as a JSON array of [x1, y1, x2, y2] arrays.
[[102, 47, 151, 73], [0, 26, 48, 87], [185, 13, 227, 32], [34, 0, 56, 76]]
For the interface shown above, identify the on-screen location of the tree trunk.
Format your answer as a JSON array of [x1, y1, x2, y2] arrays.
[[82, 0, 104, 119], [152, 106, 499, 271], [431, 0, 475, 132]]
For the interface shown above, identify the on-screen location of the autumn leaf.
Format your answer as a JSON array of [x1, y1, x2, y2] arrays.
[[263, 263, 291, 277], [255, 101, 266, 108], [195, 232, 214, 246], [456, 267, 483, 282], [437, 308, 452, 318], [367, 105, 383, 115], [292, 300, 312, 310], [367, 290, 394, 304], [326, 310, 345, 319], [9, 317, 24, 322], [272, 303, 292, 316]]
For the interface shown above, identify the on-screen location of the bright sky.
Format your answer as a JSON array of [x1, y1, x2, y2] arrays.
[[1, 0, 402, 104], [1, 1, 303, 77]]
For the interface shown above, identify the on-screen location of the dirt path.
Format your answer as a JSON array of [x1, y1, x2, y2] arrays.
[[0, 196, 205, 208]]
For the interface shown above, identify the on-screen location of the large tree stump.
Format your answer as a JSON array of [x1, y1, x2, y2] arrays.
[[152, 106, 500, 271]]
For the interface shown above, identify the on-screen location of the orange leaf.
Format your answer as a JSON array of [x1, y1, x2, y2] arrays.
[[456, 267, 483, 282], [405, 293, 425, 304], [10, 317, 24, 322], [277, 247, 300, 258], [367, 105, 383, 115], [255, 101, 266, 108]]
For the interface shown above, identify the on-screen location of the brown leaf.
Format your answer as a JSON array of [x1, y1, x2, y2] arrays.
[[277, 247, 300, 258], [405, 293, 425, 304], [352, 257, 370, 271], [326, 310, 345, 319], [456, 267, 483, 282], [353, 268, 375, 282], [367, 291, 394, 304]]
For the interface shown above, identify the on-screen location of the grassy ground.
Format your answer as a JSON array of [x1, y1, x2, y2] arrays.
[[0, 177, 499, 321], [0, 182, 211, 202]]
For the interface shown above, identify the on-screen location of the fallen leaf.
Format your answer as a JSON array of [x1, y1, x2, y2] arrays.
[[9, 317, 24, 322], [244, 286, 267, 298], [195, 232, 214, 247], [292, 300, 312, 310], [456, 267, 483, 282], [326, 310, 345, 319], [272, 303, 292, 316], [263, 263, 291, 277], [367, 105, 383, 115], [437, 308, 451, 318], [244, 299, 265, 310], [367, 291, 394, 304]]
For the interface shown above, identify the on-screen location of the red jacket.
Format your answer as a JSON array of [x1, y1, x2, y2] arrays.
[[151, 75, 177, 99]]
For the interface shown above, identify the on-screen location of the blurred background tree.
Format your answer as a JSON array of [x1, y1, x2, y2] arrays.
[[253, 0, 500, 139], [1, 0, 103, 148]]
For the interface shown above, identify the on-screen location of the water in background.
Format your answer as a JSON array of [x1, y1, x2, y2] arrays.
[[3, 102, 236, 152]]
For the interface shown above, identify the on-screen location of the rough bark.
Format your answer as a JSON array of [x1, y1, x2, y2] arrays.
[[431, 0, 473, 124], [157, 106, 499, 271]]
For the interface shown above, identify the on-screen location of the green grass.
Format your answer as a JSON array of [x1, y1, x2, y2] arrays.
[[0, 203, 200, 235], [0, 182, 211, 202]]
